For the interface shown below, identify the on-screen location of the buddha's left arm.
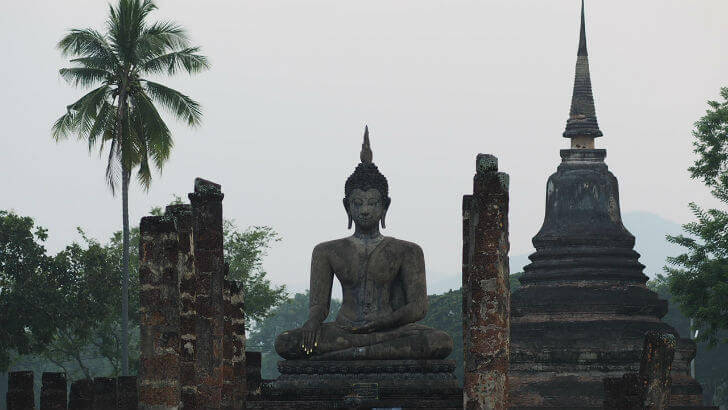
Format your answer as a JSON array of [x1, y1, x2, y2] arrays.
[[380, 244, 428, 328]]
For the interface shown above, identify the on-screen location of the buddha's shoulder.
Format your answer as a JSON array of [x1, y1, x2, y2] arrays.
[[311, 236, 423, 253], [311, 237, 349, 254], [385, 237, 424, 255]]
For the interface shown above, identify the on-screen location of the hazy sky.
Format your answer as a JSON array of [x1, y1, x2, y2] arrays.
[[2, 1, 727, 295]]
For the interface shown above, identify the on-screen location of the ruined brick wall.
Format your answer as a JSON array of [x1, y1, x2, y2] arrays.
[[189, 178, 226, 408], [462, 154, 511, 410], [166, 204, 197, 408], [139, 216, 181, 409]]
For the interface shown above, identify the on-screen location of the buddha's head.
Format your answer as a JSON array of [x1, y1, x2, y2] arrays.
[[343, 126, 391, 230]]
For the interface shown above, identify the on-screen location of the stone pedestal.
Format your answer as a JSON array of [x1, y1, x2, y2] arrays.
[[248, 360, 461, 409]]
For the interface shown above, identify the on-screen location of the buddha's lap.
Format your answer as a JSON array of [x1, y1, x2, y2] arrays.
[[275, 322, 448, 351]]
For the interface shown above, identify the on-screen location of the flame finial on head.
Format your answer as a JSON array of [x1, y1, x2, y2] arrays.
[[360, 125, 373, 164]]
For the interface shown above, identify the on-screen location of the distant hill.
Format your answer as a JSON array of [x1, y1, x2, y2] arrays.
[[429, 211, 687, 293]]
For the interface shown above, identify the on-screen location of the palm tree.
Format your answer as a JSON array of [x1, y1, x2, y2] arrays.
[[52, 0, 209, 375]]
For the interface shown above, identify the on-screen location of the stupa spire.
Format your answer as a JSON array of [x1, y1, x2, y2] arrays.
[[563, 0, 603, 147]]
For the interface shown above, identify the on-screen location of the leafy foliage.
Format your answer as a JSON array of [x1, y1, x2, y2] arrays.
[[419, 289, 463, 380], [666, 87, 728, 346], [0, 212, 57, 370], [224, 221, 287, 324], [648, 275, 728, 407], [0, 212, 123, 375]]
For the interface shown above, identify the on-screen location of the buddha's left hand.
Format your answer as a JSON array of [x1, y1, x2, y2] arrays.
[[356, 314, 394, 333]]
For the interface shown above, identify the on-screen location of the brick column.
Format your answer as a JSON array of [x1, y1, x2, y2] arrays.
[[93, 377, 117, 409], [117, 376, 138, 410], [7, 371, 34, 410], [462, 154, 511, 410], [245, 352, 262, 397], [223, 276, 246, 409], [139, 216, 181, 409], [68, 379, 93, 410], [166, 204, 197, 409], [189, 178, 225, 409], [40, 372, 66, 410], [222, 274, 233, 410], [640, 331, 676, 410]]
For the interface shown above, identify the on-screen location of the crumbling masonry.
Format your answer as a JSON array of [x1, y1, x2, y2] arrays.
[[139, 178, 247, 410]]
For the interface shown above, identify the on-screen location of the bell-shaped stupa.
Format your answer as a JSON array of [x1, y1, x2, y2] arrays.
[[508, 2, 706, 407]]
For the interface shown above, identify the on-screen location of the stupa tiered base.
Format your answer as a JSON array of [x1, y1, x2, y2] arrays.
[[247, 359, 462, 409]]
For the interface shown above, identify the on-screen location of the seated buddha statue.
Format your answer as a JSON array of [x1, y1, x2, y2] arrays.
[[275, 127, 453, 361]]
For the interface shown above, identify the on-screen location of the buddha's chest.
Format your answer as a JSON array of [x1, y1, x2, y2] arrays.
[[329, 246, 401, 287]]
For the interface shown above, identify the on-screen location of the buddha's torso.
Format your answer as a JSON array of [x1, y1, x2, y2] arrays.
[[321, 236, 408, 331]]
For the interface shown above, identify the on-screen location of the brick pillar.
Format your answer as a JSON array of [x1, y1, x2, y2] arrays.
[[166, 204, 197, 409], [230, 280, 247, 407], [93, 377, 117, 409], [223, 276, 246, 409], [222, 273, 233, 410], [7, 371, 34, 410], [139, 216, 181, 409], [68, 379, 93, 410], [640, 331, 676, 410], [188, 178, 225, 409], [245, 352, 262, 397], [462, 154, 511, 410], [117, 376, 138, 410], [40, 372, 66, 410]]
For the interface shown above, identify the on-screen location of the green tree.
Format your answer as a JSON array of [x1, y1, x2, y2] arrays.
[[0, 211, 59, 370], [666, 87, 728, 347], [224, 221, 287, 324], [52, 0, 209, 374], [648, 275, 728, 407]]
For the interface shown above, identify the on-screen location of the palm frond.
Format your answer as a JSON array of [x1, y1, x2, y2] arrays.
[[128, 91, 172, 170], [52, 85, 111, 141], [87, 102, 115, 151], [57, 29, 118, 67], [108, 0, 157, 66], [59, 67, 112, 88], [69, 55, 118, 72], [134, 21, 189, 61], [105, 138, 121, 195], [139, 47, 209, 76], [131, 115, 153, 189], [142, 80, 202, 126]]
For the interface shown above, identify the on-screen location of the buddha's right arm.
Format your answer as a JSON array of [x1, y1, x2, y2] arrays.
[[307, 244, 334, 324]]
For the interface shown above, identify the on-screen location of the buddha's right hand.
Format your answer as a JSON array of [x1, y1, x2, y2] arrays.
[[301, 319, 321, 355]]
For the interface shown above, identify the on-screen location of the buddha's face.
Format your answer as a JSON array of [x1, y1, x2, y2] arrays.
[[347, 188, 386, 230]]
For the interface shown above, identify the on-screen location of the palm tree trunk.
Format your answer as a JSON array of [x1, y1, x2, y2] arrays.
[[117, 77, 130, 377], [121, 168, 130, 376]]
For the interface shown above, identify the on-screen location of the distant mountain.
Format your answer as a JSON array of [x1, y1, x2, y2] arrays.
[[429, 211, 687, 293]]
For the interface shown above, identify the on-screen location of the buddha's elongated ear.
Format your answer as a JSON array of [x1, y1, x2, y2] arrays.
[[343, 198, 352, 229], [381, 210, 387, 229]]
